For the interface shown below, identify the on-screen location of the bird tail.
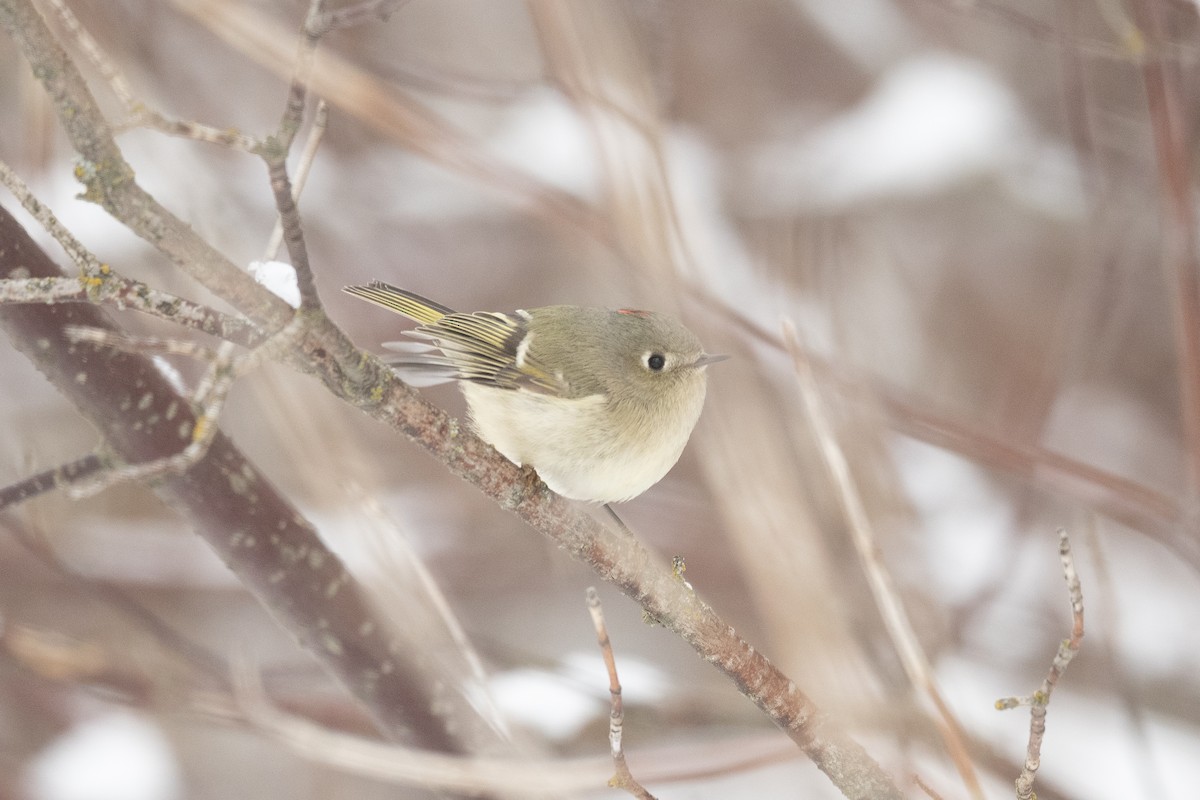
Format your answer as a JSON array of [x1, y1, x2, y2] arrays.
[[342, 281, 454, 325]]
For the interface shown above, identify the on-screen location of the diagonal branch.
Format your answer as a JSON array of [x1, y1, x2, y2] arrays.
[[323, 330, 905, 799], [0, 203, 477, 755], [1130, 0, 1200, 495], [0, 276, 263, 347], [2, 3, 906, 797], [0, 454, 103, 510], [785, 322, 984, 799], [0, 0, 287, 325]]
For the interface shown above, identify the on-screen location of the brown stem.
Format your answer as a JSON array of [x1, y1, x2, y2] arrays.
[[0, 203, 469, 754], [0, 0, 287, 326], [1132, 0, 1200, 494], [1, 1, 905, 794]]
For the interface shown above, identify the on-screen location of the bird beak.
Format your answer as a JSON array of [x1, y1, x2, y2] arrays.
[[694, 353, 729, 368]]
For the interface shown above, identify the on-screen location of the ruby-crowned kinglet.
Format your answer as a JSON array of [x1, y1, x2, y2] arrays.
[[343, 281, 725, 503]]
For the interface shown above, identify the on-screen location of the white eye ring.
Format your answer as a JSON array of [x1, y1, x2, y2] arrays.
[[643, 352, 667, 372]]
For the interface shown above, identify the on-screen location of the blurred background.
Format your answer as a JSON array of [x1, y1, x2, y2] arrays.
[[3, 0, 1200, 798]]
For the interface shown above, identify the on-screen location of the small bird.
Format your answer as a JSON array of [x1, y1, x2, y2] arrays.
[[343, 281, 725, 503]]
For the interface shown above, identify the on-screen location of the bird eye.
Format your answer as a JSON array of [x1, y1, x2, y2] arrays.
[[646, 353, 666, 372]]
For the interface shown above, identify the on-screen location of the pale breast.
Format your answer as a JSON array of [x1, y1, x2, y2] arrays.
[[459, 381, 703, 502]]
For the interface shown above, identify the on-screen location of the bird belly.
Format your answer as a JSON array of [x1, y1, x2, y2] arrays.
[[459, 383, 694, 503]]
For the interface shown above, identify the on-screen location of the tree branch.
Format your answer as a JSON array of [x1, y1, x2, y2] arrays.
[[1, 2, 906, 795], [0, 0, 287, 325], [996, 529, 1085, 800], [0, 276, 263, 347], [586, 586, 656, 800], [0, 203, 478, 755]]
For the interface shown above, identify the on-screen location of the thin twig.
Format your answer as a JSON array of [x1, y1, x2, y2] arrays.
[[256, 0, 332, 311], [585, 587, 656, 800], [2, 0, 288, 323], [283, 0, 326, 151], [265, 100, 328, 261], [4, 0, 525, 757], [64, 325, 221, 361], [2, 4, 907, 794], [0, 159, 103, 274], [0, 276, 264, 347], [262, 157, 318, 310], [37, 0, 259, 149], [0, 454, 103, 510], [784, 321, 984, 799], [165, 0, 609, 243], [37, 0, 138, 111], [57, 334, 239, 497], [1130, 0, 1200, 495], [528, 0, 687, 285], [995, 528, 1085, 800], [710, 295, 1199, 572], [1, 162, 264, 344], [913, 773, 948, 800], [58, 313, 304, 499], [0, 174, 462, 757]]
